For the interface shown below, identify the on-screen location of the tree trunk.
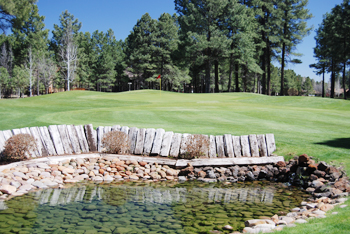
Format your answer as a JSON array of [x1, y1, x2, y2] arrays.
[[261, 47, 266, 94], [331, 59, 335, 98], [205, 59, 211, 93], [235, 63, 239, 92], [322, 67, 325, 98], [267, 42, 271, 95], [343, 61, 346, 99], [280, 42, 286, 96], [214, 60, 219, 93], [228, 56, 233, 92]]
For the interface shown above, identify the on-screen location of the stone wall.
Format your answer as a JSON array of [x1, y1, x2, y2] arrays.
[[0, 124, 276, 159]]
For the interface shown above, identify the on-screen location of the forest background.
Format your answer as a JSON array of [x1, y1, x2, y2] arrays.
[[0, 0, 349, 99]]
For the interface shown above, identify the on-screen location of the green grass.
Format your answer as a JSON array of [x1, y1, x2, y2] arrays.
[[0, 89, 350, 233]]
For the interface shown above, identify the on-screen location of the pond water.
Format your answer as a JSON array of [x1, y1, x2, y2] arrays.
[[0, 181, 310, 234]]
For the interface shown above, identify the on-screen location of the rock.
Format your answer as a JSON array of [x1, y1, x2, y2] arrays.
[[12, 171, 26, 178], [314, 170, 326, 178], [129, 175, 139, 180], [0, 185, 17, 194], [10, 181, 21, 188], [223, 225, 233, 230], [36, 163, 51, 169], [279, 216, 295, 224], [295, 219, 307, 224], [92, 176, 103, 182], [104, 175, 114, 182], [276, 161, 286, 167], [339, 204, 347, 208], [245, 219, 274, 227], [178, 176, 187, 182], [165, 176, 174, 180], [312, 180, 324, 188], [32, 181, 48, 189], [299, 154, 309, 164], [139, 161, 147, 167], [318, 161, 329, 171]]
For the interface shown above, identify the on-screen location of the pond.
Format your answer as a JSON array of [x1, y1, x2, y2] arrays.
[[0, 180, 310, 234]]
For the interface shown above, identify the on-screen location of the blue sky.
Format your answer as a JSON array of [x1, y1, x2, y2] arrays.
[[36, 0, 343, 82]]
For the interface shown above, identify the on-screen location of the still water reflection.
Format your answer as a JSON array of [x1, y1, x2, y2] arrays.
[[0, 181, 309, 233]]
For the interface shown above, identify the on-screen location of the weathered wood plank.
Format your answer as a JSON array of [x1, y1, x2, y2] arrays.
[[96, 126, 105, 152], [39, 126, 57, 155], [175, 156, 285, 167], [223, 134, 234, 158], [266, 134, 276, 156], [29, 127, 46, 157], [257, 134, 267, 157], [134, 128, 146, 155], [209, 135, 216, 158], [0, 131, 6, 152], [215, 135, 225, 158], [128, 127, 139, 154], [200, 135, 209, 158], [48, 125, 65, 155], [169, 133, 182, 158], [111, 125, 121, 131], [120, 126, 129, 135], [20, 127, 30, 134], [151, 128, 165, 155], [249, 134, 259, 157], [159, 131, 174, 157], [104, 126, 112, 134], [240, 135, 251, 157], [179, 133, 190, 156], [22, 127, 38, 158], [2, 130, 13, 141], [12, 129, 21, 135], [84, 124, 97, 152], [66, 125, 81, 153], [75, 125, 89, 153], [143, 128, 156, 155], [57, 125, 73, 154], [232, 136, 241, 157]]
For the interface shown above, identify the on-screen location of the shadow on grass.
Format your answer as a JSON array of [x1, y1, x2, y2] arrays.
[[316, 138, 350, 150]]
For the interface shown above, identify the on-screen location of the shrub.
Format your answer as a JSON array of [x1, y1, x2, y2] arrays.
[[2, 134, 37, 162], [102, 131, 130, 154], [180, 134, 209, 159]]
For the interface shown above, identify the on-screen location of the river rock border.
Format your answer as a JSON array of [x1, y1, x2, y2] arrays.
[[0, 153, 349, 233]]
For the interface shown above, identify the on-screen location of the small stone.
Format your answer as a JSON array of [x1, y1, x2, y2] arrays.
[[318, 161, 329, 171], [276, 161, 286, 167], [294, 219, 307, 224], [32, 181, 48, 189], [104, 175, 114, 182], [36, 163, 50, 169], [0, 185, 17, 194], [339, 204, 347, 208], [223, 225, 233, 230], [129, 175, 139, 180], [299, 154, 309, 164], [332, 212, 338, 215], [92, 176, 103, 182]]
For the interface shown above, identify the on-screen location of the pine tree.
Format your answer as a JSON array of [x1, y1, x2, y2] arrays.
[[0, 0, 36, 33], [11, 4, 48, 96], [278, 0, 312, 96], [175, 0, 231, 93], [125, 13, 157, 89]]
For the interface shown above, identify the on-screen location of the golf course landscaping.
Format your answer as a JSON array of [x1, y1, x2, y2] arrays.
[[0, 90, 349, 233]]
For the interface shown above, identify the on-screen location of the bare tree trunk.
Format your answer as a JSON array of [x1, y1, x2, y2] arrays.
[[28, 47, 33, 97], [214, 60, 219, 93], [235, 63, 239, 92]]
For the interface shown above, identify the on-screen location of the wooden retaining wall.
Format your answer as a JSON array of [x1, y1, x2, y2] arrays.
[[0, 124, 276, 159]]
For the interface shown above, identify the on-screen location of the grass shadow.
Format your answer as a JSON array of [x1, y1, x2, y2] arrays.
[[315, 138, 350, 150]]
